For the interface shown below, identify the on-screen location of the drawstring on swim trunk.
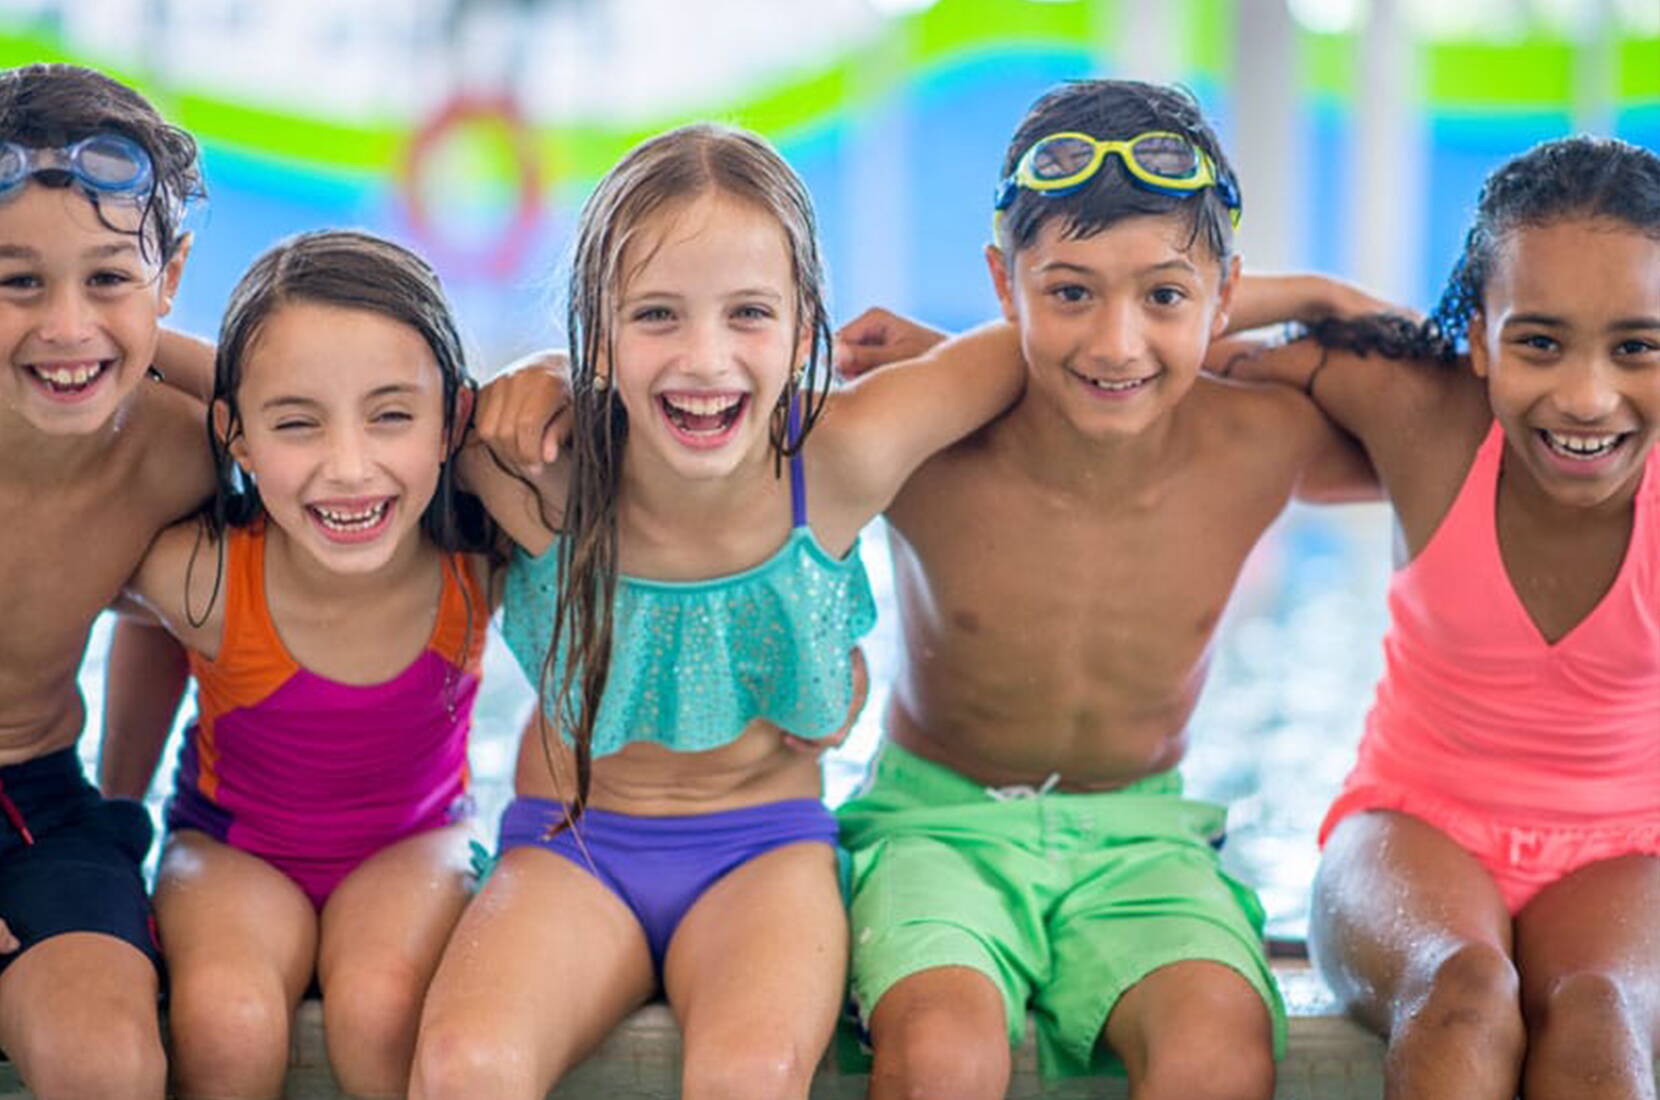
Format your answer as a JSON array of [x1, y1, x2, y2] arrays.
[[0, 775, 34, 846], [985, 773, 1061, 801]]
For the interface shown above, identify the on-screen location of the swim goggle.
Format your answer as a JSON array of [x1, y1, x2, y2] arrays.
[[993, 130, 1242, 228], [0, 133, 155, 203]]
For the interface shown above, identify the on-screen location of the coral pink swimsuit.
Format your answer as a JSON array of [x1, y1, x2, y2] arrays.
[[1321, 422, 1660, 912]]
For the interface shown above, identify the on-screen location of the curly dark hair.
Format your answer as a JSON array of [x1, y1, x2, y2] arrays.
[[0, 63, 203, 263], [996, 79, 1240, 266], [1308, 135, 1660, 364]]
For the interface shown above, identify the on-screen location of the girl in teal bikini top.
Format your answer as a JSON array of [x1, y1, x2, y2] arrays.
[[502, 400, 877, 758]]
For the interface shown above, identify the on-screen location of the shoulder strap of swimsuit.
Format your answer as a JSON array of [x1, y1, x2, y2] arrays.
[[788, 392, 807, 529]]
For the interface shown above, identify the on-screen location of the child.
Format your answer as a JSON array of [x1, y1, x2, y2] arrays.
[[1233, 136, 1660, 1099], [408, 122, 1023, 1100], [121, 229, 491, 1099], [0, 62, 207, 1099], [824, 80, 1376, 1098]]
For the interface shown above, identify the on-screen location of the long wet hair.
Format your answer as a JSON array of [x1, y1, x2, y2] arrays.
[[191, 230, 490, 627], [539, 123, 834, 825], [996, 79, 1240, 268], [0, 63, 203, 264], [1308, 136, 1660, 363]]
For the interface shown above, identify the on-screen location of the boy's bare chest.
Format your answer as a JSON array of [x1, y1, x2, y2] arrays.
[[893, 453, 1285, 672], [0, 476, 155, 676]]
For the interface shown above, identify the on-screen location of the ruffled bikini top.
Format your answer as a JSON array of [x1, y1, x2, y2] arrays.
[[501, 415, 877, 759]]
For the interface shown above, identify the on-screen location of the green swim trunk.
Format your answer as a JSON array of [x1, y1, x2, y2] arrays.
[[838, 742, 1287, 1078]]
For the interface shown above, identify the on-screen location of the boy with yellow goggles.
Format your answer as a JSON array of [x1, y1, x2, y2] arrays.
[[993, 129, 1242, 227]]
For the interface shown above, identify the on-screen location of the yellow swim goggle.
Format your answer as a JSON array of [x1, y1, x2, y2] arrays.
[[993, 130, 1242, 228]]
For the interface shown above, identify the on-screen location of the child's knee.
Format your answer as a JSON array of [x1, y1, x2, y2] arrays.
[[1138, 1047, 1273, 1100], [19, 1012, 165, 1100], [680, 1032, 816, 1100], [322, 962, 426, 1056], [167, 965, 290, 1068], [870, 999, 1011, 1100], [1525, 969, 1652, 1072], [1405, 941, 1522, 1035], [409, 1022, 535, 1100]]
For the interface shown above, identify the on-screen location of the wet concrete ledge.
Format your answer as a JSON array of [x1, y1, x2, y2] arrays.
[[2, 962, 1656, 1097]]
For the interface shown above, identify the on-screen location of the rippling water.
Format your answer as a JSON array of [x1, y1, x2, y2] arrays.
[[77, 501, 1392, 939]]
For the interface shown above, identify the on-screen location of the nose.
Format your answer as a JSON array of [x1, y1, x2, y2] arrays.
[[1081, 298, 1146, 369], [1552, 354, 1622, 424], [683, 316, 733, 380], [37, 283, 95, 346], [322, 424, 372, 484]]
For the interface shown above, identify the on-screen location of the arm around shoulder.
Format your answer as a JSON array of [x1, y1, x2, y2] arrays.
[[813, 320, 1024, 517]]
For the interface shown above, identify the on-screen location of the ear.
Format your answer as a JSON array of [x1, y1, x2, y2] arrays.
[[212, 397, 248, 469], [449, 384, 477, 452], [985, 243, 1018, 324], [157, 232, 192, 318], [1467, 312, 1490, 379], [1209, 253, 1243, 340]]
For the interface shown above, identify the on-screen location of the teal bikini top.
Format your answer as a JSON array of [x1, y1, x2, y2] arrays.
[[501, 428, 877, 759]]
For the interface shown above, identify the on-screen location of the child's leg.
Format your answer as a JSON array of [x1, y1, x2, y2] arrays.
[[1310, 810, 1521, 1100], [316, 823, 470, 1098], [1100, 960, 1274, 1100], [866, 968, 1012, 1100], [662, 841, 845, 1100], [0, 934, 164, 1100], [409, 846, 656, 1100], [155, 831, 319, 1100], [1514, 853, 1660, 1100]]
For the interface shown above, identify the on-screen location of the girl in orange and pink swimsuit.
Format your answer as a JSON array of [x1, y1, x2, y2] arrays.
[[1244, 136, 1660, 1099]]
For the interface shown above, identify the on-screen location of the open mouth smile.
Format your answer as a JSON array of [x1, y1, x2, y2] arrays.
[[304, 497, 397, 543], [1064, 364, 1160, 399], [25, 359, 113, 401], [658, 391, 750, 448]]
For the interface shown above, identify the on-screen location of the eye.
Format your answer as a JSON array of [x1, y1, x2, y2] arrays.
[[1614, 337, 1659, 358], [1514, 333, 1559, 354], [632, 305, 674, 324], [732, 303, 776, 322], [88, 269, 136, 290], [1148, 285, 1187, 307], [1048, 283, 1090, 305], [272, 417, 318, 432], [372, 409, 414, 425], [0, 272, 41, 291]]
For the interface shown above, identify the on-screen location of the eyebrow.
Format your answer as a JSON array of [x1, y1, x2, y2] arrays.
[[1033, 258, 1198, 277], [260, 384, 421, 411], [1503, 313, 1660, 332], [0, 241, 140, 262], [623, 287, 785, 304]]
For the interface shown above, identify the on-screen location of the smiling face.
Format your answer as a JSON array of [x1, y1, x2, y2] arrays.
[[0, 182, 183, 435], [608, 190, 803, 482], [1470, 217, 1660, 510], [988, 211, 1235, 439], [221, 301, 449, 575]]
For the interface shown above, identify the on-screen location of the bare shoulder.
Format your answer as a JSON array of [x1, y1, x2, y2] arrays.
[[124, 379, 215, 523], [127, 516, 225, 646]]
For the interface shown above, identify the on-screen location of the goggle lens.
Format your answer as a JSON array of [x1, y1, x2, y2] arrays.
[[1129, 134, 1201, 179], [75, 135, 149, 189], [1030, 136, 1097, 181]]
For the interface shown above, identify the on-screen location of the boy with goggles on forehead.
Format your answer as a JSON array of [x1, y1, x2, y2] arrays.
[[0, 62, 209, 1099], [831, 79, 1382, 1098]]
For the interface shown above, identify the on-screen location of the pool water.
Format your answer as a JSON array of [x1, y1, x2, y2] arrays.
[[75, 502, 1392, 940]]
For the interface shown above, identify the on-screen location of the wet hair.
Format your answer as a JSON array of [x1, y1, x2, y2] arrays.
[[538, 123, 834, 826], [996, 79, 1239, 268], [1308, 135, 1660, 363], [191, 230, 489, 625], [0, 63, 202, 264]]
